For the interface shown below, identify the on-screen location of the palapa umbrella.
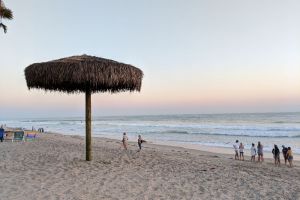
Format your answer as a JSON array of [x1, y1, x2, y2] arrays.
[[25, 55, 143, 161]]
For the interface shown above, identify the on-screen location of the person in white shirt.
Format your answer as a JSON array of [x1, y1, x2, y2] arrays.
[[250, 143, 256, 162], [239, 142, 244, 161], [122, 132, 128, 150], [233, 140, 239, 160]]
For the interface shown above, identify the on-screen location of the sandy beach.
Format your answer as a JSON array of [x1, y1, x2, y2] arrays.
[[0, 132, 300, 200]]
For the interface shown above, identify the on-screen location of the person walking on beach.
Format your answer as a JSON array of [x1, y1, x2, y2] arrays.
[[282, 145, 288, 165], [286, 147, 293, 167], [122, 132, 128, 150], [250, 143, 256, 162], [257, 142, 264, 162], [272, 144, 280, 166], [233, 140, 239, 160], [239, 142, 244, 161], [137, 135, 146, 151]]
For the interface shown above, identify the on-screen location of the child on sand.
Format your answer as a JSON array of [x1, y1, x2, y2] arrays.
[[239, 142, 244, 161], [250, 143, 256, 162], [122, 132, 128, 150], [287, 147, 293, 167], [137, 135, 146, 151]]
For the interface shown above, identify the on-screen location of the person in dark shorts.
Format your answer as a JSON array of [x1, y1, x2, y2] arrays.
[[257, 141, 264, 162], [137, 135, 146, 151], [272, 144, 280, 166], [282, 145, 288, 165], [250, 143, 256, 162], [239, 142, 244, 161]]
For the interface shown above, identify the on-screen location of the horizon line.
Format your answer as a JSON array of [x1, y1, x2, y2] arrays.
[[1, 111, 300, 121]]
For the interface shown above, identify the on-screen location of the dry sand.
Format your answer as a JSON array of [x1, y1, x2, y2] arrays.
[[0, 132, 299, 200]]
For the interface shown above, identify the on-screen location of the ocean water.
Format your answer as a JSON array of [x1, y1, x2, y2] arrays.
[[1, 112, 300, 154]]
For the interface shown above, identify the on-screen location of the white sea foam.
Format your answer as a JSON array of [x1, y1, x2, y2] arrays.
[[1, 112, 300, 154]]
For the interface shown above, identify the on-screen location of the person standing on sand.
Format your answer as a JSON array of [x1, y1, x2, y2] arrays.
[[286, 147, 293, 167], [233, 140, 239, 160], [272, 144, 280, 166], [282, 145, 288, 165], [257, 141, 264, 162], [0, 127, 4, 142], [122, 132, 128, 150], [239, 142, 244, 161], [137, 135, 146, 151], [250, 143, 256, 162]]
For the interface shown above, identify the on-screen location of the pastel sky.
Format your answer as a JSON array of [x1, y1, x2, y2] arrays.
[[1, 0, 300, 118]]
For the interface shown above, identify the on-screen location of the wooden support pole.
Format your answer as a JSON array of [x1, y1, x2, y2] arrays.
[[85, 89, 92, 161]]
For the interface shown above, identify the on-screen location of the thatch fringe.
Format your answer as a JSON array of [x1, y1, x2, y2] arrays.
[[24, 55, 143, 93]]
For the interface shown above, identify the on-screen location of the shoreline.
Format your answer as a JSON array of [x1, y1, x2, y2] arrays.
[[47, 130, 300, 162], [49, 131, 300, 163], [152, 140, 300, 161], [3, 126, 300, 161]]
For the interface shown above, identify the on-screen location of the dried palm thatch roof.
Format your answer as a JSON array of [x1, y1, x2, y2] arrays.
[[25, 55, 143, 93]]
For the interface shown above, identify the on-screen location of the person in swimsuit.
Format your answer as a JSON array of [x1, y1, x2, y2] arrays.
[[286, 147, 293, 167], [122, 132, 128, 150], [257, 141, 264, 162]]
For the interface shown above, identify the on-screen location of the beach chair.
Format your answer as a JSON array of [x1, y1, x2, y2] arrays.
[[0, 128, 4, 142], [25, 132, 37, 141], [4, 131, 14, 142], [13, 131, 25, 142]]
